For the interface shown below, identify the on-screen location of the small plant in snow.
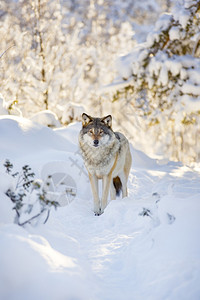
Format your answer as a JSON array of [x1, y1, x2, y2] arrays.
[[139, 208, 153, 218], [4, 159, 59, 226]]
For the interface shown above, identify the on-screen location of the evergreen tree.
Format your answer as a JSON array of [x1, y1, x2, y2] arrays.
[[109, 0, 200, 162]]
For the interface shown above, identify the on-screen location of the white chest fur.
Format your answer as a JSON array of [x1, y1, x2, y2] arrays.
[[79, 136, 120, 177]]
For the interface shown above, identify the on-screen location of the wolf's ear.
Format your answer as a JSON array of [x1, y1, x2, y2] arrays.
[[82, 113, 93, 127], [101, 115, 112, 128]]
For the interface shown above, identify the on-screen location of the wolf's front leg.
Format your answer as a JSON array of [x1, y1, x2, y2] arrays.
[[88, 173, 101, 215], [101, 174, 112, 213], [120, 172, 128, 198]]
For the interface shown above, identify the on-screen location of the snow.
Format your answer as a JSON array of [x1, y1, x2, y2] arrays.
[[180, 83, 200, 96], [176, 95, 200, 113], [154, 13, 173, 31], [30, 110, 61, 128], [61, 102, 85, 125], [169, 26, 180, 41], [115, 54, 134, 79], [0, 115, 200, 300], [0, 96, 8, 115], [115, 44, 146, 79], [173, 4, 191, 28], [158, 65, 168, 86]]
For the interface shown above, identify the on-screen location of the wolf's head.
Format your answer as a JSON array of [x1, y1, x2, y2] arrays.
[[80, 113, 113, 148]]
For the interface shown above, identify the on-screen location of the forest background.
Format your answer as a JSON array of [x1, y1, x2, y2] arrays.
[[1, 0, 200, 164]]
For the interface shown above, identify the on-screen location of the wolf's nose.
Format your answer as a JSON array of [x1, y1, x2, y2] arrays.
[[93, 139, 99, 146]]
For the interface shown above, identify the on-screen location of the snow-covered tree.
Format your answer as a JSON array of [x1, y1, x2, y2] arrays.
[[0, 0, 162, 120], [0, 0, 66, 116], [107, 0, 200, 163]]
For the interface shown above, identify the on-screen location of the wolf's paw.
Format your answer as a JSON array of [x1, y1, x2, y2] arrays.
[[94, 208, 103, 216]]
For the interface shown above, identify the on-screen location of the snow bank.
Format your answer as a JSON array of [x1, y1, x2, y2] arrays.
[[0, 224, 94, 300], [0, 115, 76, 165], [30, 110, 61, 128]]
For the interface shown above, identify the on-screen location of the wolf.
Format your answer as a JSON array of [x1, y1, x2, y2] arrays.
[[79, 113, 132, 215]]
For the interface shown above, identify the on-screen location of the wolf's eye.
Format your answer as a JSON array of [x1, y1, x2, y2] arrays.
[[88, 129, 93, 135], [99, 129, 104, 135]]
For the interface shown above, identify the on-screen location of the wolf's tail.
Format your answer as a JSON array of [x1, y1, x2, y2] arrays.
[[113, 176, 122, 196]]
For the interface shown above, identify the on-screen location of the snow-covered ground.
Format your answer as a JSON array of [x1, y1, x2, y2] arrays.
[[0, 115, 200, 300]]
